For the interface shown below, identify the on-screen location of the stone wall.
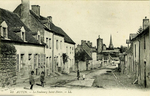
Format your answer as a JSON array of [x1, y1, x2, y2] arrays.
[[0, 55, 17, 87]]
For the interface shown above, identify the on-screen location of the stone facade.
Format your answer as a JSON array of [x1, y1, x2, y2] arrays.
[[0, 0, 75, 81], [0, 43, 17, 88], [125, 17, 150, 88]]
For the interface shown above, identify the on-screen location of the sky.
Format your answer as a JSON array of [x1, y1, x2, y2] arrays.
[[0, 0, 150, 48]]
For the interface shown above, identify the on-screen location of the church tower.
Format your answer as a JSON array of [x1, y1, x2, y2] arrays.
[[109, 34, 114, 49]]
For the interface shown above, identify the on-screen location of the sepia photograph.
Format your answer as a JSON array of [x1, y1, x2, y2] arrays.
[[0, 0, 150, 95]]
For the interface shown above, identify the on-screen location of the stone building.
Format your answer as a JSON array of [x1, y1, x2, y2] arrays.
[[126, 17, 150, 88], [0, 8, 45, 79], [0, 0, 75, 81], [97, 35, 120, 66], [75, 40, 100, 71]]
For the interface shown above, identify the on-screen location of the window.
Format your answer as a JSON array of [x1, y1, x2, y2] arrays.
[[70, 47, 71, 54], [46, 57, 48, 67], [37, 31, 41, 43], [38, 35, 40, 43], [49, 38, 51, 49], [3, 27, 7, 38], [56, 40, 58, 50], [1, 21, 8, 38], [46, 38, 48, 48], [22, 32, 25, 41], [21, 27, 26, 41], [34, 54, 38, 69], [144, 35, 146, 49], [20, 54, 24, 68], [40, 54, 43, 66], [28, 54, 32, 60], [135, 44, 136, 57]]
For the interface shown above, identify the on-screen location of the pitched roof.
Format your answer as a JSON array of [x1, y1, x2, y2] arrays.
[[0, 8, 43, 45], [75, 45, 92, 60], [131, 27, 149, 41], [129, 33, 137, 41], [14, 3, 75, 45], [102, 49, 120, 53], [29, 10, 66, 37], [50, 23, 75, 44]]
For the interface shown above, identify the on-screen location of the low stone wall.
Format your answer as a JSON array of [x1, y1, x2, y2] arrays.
[[0, 55, 17, 87]]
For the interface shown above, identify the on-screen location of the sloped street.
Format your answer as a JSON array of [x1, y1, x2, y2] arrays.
[[0, 66, 142, 90], [0, 65, 144, 93]]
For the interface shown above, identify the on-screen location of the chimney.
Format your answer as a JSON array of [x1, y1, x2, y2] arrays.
[[21, 0, 30, 27], [31, 5, 40, 16], [90, 42, 92, 47], [47, 16, 53, 23], [87, 41, 90, 46], [143, 16, 149, 30], [21, 0, 30, 7], [81, 40, 86, 45], [46, 16, 52, 29]]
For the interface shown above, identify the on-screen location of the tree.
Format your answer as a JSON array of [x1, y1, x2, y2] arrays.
[[75, 50, 86, 62], [0, 43, 16, 57], [75, 50, 86, 70], [137, 26, 143, 34], [120, 45, 127, 53]]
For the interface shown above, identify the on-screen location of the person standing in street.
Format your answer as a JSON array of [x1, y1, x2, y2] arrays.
[[29, 71, 35, 90], [77, 70, 80, 80], [40, 71, 45, 87]]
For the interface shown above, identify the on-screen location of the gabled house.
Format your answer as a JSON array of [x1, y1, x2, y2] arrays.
[[127, 17, 150, 88], [13, 0, 75, 74], [0, 0, 76, 80], [75, 40, 100, 71], [0, 8, 45, 79], [75, 44, 92, 71]]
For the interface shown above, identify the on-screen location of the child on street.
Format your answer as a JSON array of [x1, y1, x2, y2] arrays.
[[82, 74, 85, 80], [40, 71, 45, 87], [29, 71, 35, 90]]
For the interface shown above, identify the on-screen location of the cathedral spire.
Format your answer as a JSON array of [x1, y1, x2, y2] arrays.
[[109, 34, 114, 49]]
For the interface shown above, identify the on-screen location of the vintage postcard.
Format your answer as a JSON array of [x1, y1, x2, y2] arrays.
[[0, 0, 150, 96]]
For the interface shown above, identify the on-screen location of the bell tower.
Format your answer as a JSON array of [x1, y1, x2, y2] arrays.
[[109, 34, 114, 49]]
